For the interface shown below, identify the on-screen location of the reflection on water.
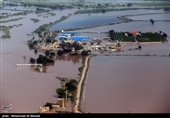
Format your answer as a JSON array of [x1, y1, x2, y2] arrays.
[[57, 53, 82, 64], [49, 14, 122, 31], [0, 6, 80, 113]]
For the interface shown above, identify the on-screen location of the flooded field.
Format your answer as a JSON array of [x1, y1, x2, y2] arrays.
[[0, 1, 170, 113], [82, 54, 170, 113], [74, 21, 170, 36], [126, 12, 170, 21], [75, 12, 170, 113], [49, 9, 167, 31], [0, 7, 80, 113], [49, 14, 122, 31]]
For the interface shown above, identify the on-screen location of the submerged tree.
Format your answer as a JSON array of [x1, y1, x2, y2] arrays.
[[30, 57, 35, 64], [162, 33, 167, 39], [36, 54, 54, 65], [150, 19, 154, 25], [57, 50, 64, 56]]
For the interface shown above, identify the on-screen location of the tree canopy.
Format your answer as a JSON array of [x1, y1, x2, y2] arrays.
[[65, 79, 77, 92], [56, 88, 66, 98]]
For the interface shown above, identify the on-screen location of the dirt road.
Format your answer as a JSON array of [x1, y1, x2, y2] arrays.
[[72, 55, 91, 113]]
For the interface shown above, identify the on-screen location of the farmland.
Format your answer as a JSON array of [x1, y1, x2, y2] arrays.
[[109, 31, 167, 42]]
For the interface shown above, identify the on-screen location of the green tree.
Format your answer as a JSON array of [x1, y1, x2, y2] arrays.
[[28, 43, 34, 49], [50, 52, 55, 56], [65, 79, 77, 92], [45, 50, 50, 56], [56, 88, 66, 98], [81, 50, 89, 56], [57, 50, 64, 56], [32, 40, 37, 45], [30, 57, 35, 64]]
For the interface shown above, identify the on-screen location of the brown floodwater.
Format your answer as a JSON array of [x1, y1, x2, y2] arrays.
[[82, 54, 170, 113], [1, 6, 170, 113], [74, 10, 170, 113], [77, 21, 170, 113], [0, 8, 80, 113]]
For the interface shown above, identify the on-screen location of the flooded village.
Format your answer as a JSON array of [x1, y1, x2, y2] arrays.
[[0, 0, 170, 113]]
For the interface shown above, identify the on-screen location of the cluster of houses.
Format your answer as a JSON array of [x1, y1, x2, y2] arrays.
[[40, 32, 125, 53]]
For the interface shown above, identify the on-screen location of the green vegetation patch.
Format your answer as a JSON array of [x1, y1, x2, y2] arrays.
[[56, 77, 78, 103], [30, 18, 39, 23], [34, 23, 49, 33], [1, 28, 10, 39], [0, 17, 23, 23], [0, 25, 10, 39], [74, 8, 139, 14], [48, 13, 56, 16], [133, 3, 170, 6], [0, 16, 9, 19], [22, 1, 65, 6], [109, 31, 167, 42], [35, 8, 50, 14]]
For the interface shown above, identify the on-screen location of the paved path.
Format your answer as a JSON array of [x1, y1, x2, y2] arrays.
[[72, 55, 91, 113]]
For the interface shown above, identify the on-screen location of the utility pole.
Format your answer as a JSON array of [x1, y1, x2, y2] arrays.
[[65, 90, 67, 108], [84, 102, 86, 113], [62, 98, 65, 109]]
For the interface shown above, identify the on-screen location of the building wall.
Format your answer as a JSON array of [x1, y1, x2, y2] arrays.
[[71, 36, 88, 41]]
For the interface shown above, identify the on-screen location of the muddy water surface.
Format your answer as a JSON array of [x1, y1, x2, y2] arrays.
[[0, 8, 80, 113], [1, 5, 170, 113]]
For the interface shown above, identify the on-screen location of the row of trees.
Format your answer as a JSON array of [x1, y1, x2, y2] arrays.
[[30, 54, 54, 66], [30, 49, 90, 65], [108, 30, 168, 42], [19, 2, 72, 10], [58, 41, 91, 56], [34, 23, 50, 33]]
